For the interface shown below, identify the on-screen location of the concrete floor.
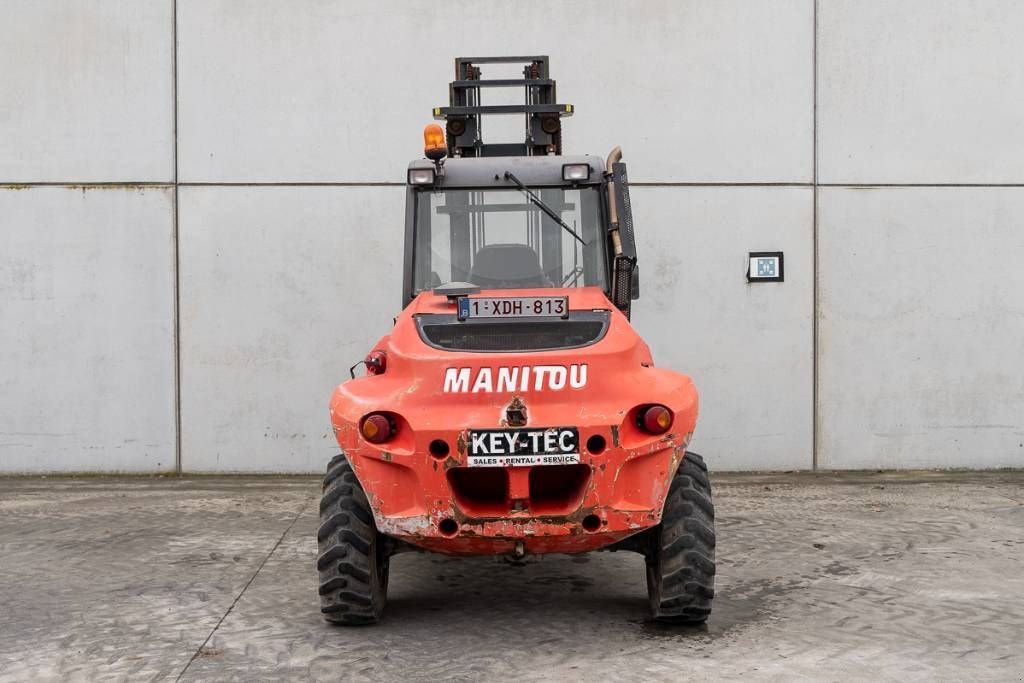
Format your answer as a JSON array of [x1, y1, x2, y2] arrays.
[[0, 472, 1022, 681]]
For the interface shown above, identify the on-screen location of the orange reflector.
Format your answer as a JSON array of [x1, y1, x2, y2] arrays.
[[361, 414, 392, 444], [423, 124, 446, 160], [640, 405, 673, 435]]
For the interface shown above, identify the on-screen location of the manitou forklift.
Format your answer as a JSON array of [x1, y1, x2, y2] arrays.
[[320, 56, 715, 624]]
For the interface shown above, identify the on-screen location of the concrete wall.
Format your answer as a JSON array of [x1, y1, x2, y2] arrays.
[[2, 1, 1022, 472]]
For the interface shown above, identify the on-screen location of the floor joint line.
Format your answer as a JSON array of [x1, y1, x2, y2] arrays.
[[174, 496, 311, 681]]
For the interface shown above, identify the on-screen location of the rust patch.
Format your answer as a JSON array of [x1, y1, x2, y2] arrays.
[[610, 425, 620, 448], [450, 504, 598, 527], [377, 514, 432, 537]]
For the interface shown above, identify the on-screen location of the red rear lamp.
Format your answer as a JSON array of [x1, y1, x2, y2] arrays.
[[364, 351, 387, 375], [639, 405, 673, 435], [360, 413, 393, 444]]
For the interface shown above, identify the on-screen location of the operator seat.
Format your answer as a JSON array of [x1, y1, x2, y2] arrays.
[[469, 243, 550, 289]]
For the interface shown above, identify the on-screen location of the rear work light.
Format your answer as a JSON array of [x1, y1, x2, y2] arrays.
[[562, 163, 591, 182], [408, 167, 435, 185], [360, 413, 394, 444], [639, 405, 673, 435]]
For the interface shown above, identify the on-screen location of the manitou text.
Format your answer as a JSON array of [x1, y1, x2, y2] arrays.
[[443, 365, 588, 393]]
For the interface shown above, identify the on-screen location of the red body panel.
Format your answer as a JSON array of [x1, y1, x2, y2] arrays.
[[329, 286, 699, 555]]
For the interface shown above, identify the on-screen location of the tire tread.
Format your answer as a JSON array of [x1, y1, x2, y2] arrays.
[[648, 451, 716, 624], [317, 453, 387, 625]]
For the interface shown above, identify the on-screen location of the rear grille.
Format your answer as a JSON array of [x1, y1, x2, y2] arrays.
[[417, 312, 609, 352], [529, 464, 591, 515], [446, 464, 592, 517], [447, 468, 508, 516]]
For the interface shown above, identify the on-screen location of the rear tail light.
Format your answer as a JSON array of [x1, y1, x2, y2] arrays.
[[360, 413, 394, 444], [638, 405, 673, 435]]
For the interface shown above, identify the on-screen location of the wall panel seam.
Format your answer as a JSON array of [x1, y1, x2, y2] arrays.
[[0, 182, 175, 187], [172, 0, 181, 474], [812, 0, 819, 470], [5, 183, 1023, 189]]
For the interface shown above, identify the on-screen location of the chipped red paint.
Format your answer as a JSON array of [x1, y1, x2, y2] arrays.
[[329, 286, 698, 556]]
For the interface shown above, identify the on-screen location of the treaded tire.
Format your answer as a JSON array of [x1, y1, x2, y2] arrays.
[[646, 451, 716, 623], [317, 453, 389, 625]]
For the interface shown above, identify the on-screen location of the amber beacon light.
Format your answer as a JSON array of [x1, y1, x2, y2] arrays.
[[423, 123, 447, 161]]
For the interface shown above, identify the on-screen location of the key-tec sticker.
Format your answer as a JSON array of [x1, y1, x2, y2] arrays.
[[467, 428, 580, 467]]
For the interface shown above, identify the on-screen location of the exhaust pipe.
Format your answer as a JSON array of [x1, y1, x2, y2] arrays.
[[606, 146, 623, 256]]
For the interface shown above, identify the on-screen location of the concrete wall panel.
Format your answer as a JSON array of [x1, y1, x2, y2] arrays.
[[818, 1, 1024, 184], [179, 185, 813, 473], [0, 1, 174, 183], [818, 188, 1024, 469], [179, 186, 405, 472], [4, 1, 1023, 472], [0, 187, 176, 472], [177, 0, 812, 184], [631, 187, 814, 471]]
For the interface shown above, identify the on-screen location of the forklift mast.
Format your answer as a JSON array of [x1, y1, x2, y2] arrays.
[[433, 56, 574, 158], [421, 56, 639, 318]]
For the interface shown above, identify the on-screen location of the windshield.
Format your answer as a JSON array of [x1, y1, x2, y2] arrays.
[[412, 186, 607, 293]]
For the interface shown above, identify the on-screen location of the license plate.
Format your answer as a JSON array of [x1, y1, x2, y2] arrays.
[[467, 427, 580, 467], [457, 296, 569, 320]]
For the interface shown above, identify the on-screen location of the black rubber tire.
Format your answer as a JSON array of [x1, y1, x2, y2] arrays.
[[646, 451, 716, 623], [317, 453, 389, 625]]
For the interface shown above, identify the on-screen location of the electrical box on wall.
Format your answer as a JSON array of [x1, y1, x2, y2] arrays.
[[747, 252, 784, 282]]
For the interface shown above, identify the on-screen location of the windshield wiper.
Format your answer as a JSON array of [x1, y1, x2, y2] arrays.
[[561, 265, 584, 287], [503, 171, 587, 246]]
